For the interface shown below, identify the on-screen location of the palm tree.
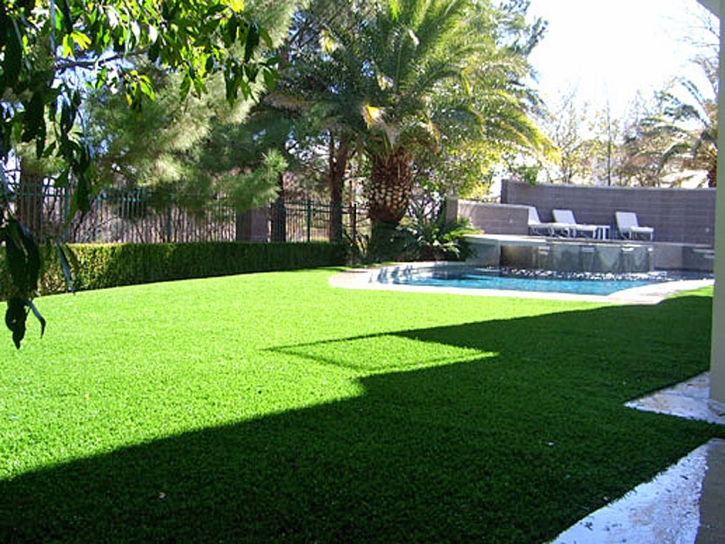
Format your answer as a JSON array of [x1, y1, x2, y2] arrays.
[[640, 56, 718, 187], [287, 0, 546, 251]]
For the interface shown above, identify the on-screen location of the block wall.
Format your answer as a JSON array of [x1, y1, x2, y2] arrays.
[[500, 181, 716, 245]]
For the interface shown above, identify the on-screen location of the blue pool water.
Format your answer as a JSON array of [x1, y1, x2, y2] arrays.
[[390, 269, 711, 296]]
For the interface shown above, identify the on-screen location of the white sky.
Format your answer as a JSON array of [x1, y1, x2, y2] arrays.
[[527, 0, 718, 117]]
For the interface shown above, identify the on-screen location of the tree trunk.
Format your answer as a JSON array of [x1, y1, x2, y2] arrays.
[[367, 149, 413, 228], [328, 135, 348, 242], [707, 148, 717, 188], [366, 150, 414, 262]]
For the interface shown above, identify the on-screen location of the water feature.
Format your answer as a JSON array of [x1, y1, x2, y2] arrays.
[[499, 241, 654, 274], [381, 266, 712, 297]]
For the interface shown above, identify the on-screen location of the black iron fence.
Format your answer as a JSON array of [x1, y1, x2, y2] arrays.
[[271, 199, 367, 243], [2, 181, 365, 244]]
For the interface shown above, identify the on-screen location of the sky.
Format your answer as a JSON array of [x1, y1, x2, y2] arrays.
[[526, 0, 719, 118]]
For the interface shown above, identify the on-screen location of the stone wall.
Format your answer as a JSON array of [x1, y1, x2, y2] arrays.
[[500, 181, 716, 246]]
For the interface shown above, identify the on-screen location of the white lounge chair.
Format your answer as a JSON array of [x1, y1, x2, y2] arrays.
[[527, 206, 570, 237], [616, 211, 654, 241], [552, 209, 609, 239]]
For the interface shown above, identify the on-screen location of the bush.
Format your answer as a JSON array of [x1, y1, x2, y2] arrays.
[[397, 202, 477, 262], [1, 241, 346, 298], [346, 202, 477, 265]]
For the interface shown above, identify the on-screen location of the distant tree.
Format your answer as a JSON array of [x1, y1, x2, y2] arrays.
[[540, 89, 592, 184], [638, 56, 718, 187], [614, 94, 671, 187], [83, 1, 300, 218]]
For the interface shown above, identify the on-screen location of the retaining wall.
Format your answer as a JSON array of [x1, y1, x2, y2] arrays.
[[450, 200, 529, 235]]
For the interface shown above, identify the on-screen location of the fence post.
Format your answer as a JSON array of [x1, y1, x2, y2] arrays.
[[306, 199, 312, 242], [270, 197, 287, 242]]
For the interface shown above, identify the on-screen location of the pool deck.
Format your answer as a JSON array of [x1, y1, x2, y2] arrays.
[[329, 262, 714, 305]]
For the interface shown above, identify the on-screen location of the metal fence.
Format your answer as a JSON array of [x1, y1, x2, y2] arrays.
[[3, 182, 365, 244], [273, 199, 367, 243]]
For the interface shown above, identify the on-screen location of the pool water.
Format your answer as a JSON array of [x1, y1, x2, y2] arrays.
[[390, 269, 712, 296]]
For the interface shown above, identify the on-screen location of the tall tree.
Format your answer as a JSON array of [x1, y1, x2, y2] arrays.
[[540, 89, 591, 184], [269, 0, 371, 240], [285, 0, 546, 253]]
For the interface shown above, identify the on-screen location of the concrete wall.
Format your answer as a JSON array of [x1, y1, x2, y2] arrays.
[[502, 181, 716, 246], [705, 0, 725, 405], [449, 199, 530, 235]]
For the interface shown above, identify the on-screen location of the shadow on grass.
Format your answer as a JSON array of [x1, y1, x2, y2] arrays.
[[2, 295, 723, 542]]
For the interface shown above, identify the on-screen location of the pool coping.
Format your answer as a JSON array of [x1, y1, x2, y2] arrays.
[[328, 262, 714, 305]]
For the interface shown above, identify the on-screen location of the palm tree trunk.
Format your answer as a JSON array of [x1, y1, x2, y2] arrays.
[[366, 150, 413, 261], [368, 150, 413, 228]]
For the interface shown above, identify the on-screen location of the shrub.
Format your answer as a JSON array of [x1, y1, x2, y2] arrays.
[[1, 241, 346, 298], [397, 202, 477, 262]]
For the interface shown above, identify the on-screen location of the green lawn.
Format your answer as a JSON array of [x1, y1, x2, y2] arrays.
[[1, 268, 723, 541]]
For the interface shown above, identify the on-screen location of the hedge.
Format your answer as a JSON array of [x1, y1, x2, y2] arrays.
[[1, 241, 347, 298]]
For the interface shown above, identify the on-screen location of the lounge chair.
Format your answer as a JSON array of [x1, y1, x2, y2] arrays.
[[615, 211, 654, 241], [552, 209, 609, 239], [527, 206, 571, 237]]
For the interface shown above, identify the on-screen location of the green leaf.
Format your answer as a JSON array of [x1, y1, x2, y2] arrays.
[[21, 91, 46, 145], [27, 300, 47, 338], [55, 242, 76, 293], [259, 27, 273, 49], [388, 0, 401, 21], [5, 297, 28, 350], [138, 75, 156, 101], [4, 218, 41, 296], [2, 16, 23, 89], [179, 72, 192, 100], [72, 169, 91, 214], [61, 34, 75, 58], [262, 67, 277, 91], [244, 21, 260, 62], [226, 0, 245, 13]]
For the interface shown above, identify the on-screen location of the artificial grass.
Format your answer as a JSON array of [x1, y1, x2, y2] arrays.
[[0, 268, 722, 542]]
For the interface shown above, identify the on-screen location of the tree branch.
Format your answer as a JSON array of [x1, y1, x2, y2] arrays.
[[54, 49, 150, 73]]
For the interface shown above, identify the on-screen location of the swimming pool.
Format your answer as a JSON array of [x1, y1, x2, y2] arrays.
[[384, 267, 713, 297]]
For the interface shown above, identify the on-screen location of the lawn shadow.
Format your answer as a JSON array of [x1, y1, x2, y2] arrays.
[[1, 295, 721, 542]]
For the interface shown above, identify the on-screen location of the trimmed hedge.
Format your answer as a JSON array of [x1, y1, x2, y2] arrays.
[[1, 241, 346, 298]]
